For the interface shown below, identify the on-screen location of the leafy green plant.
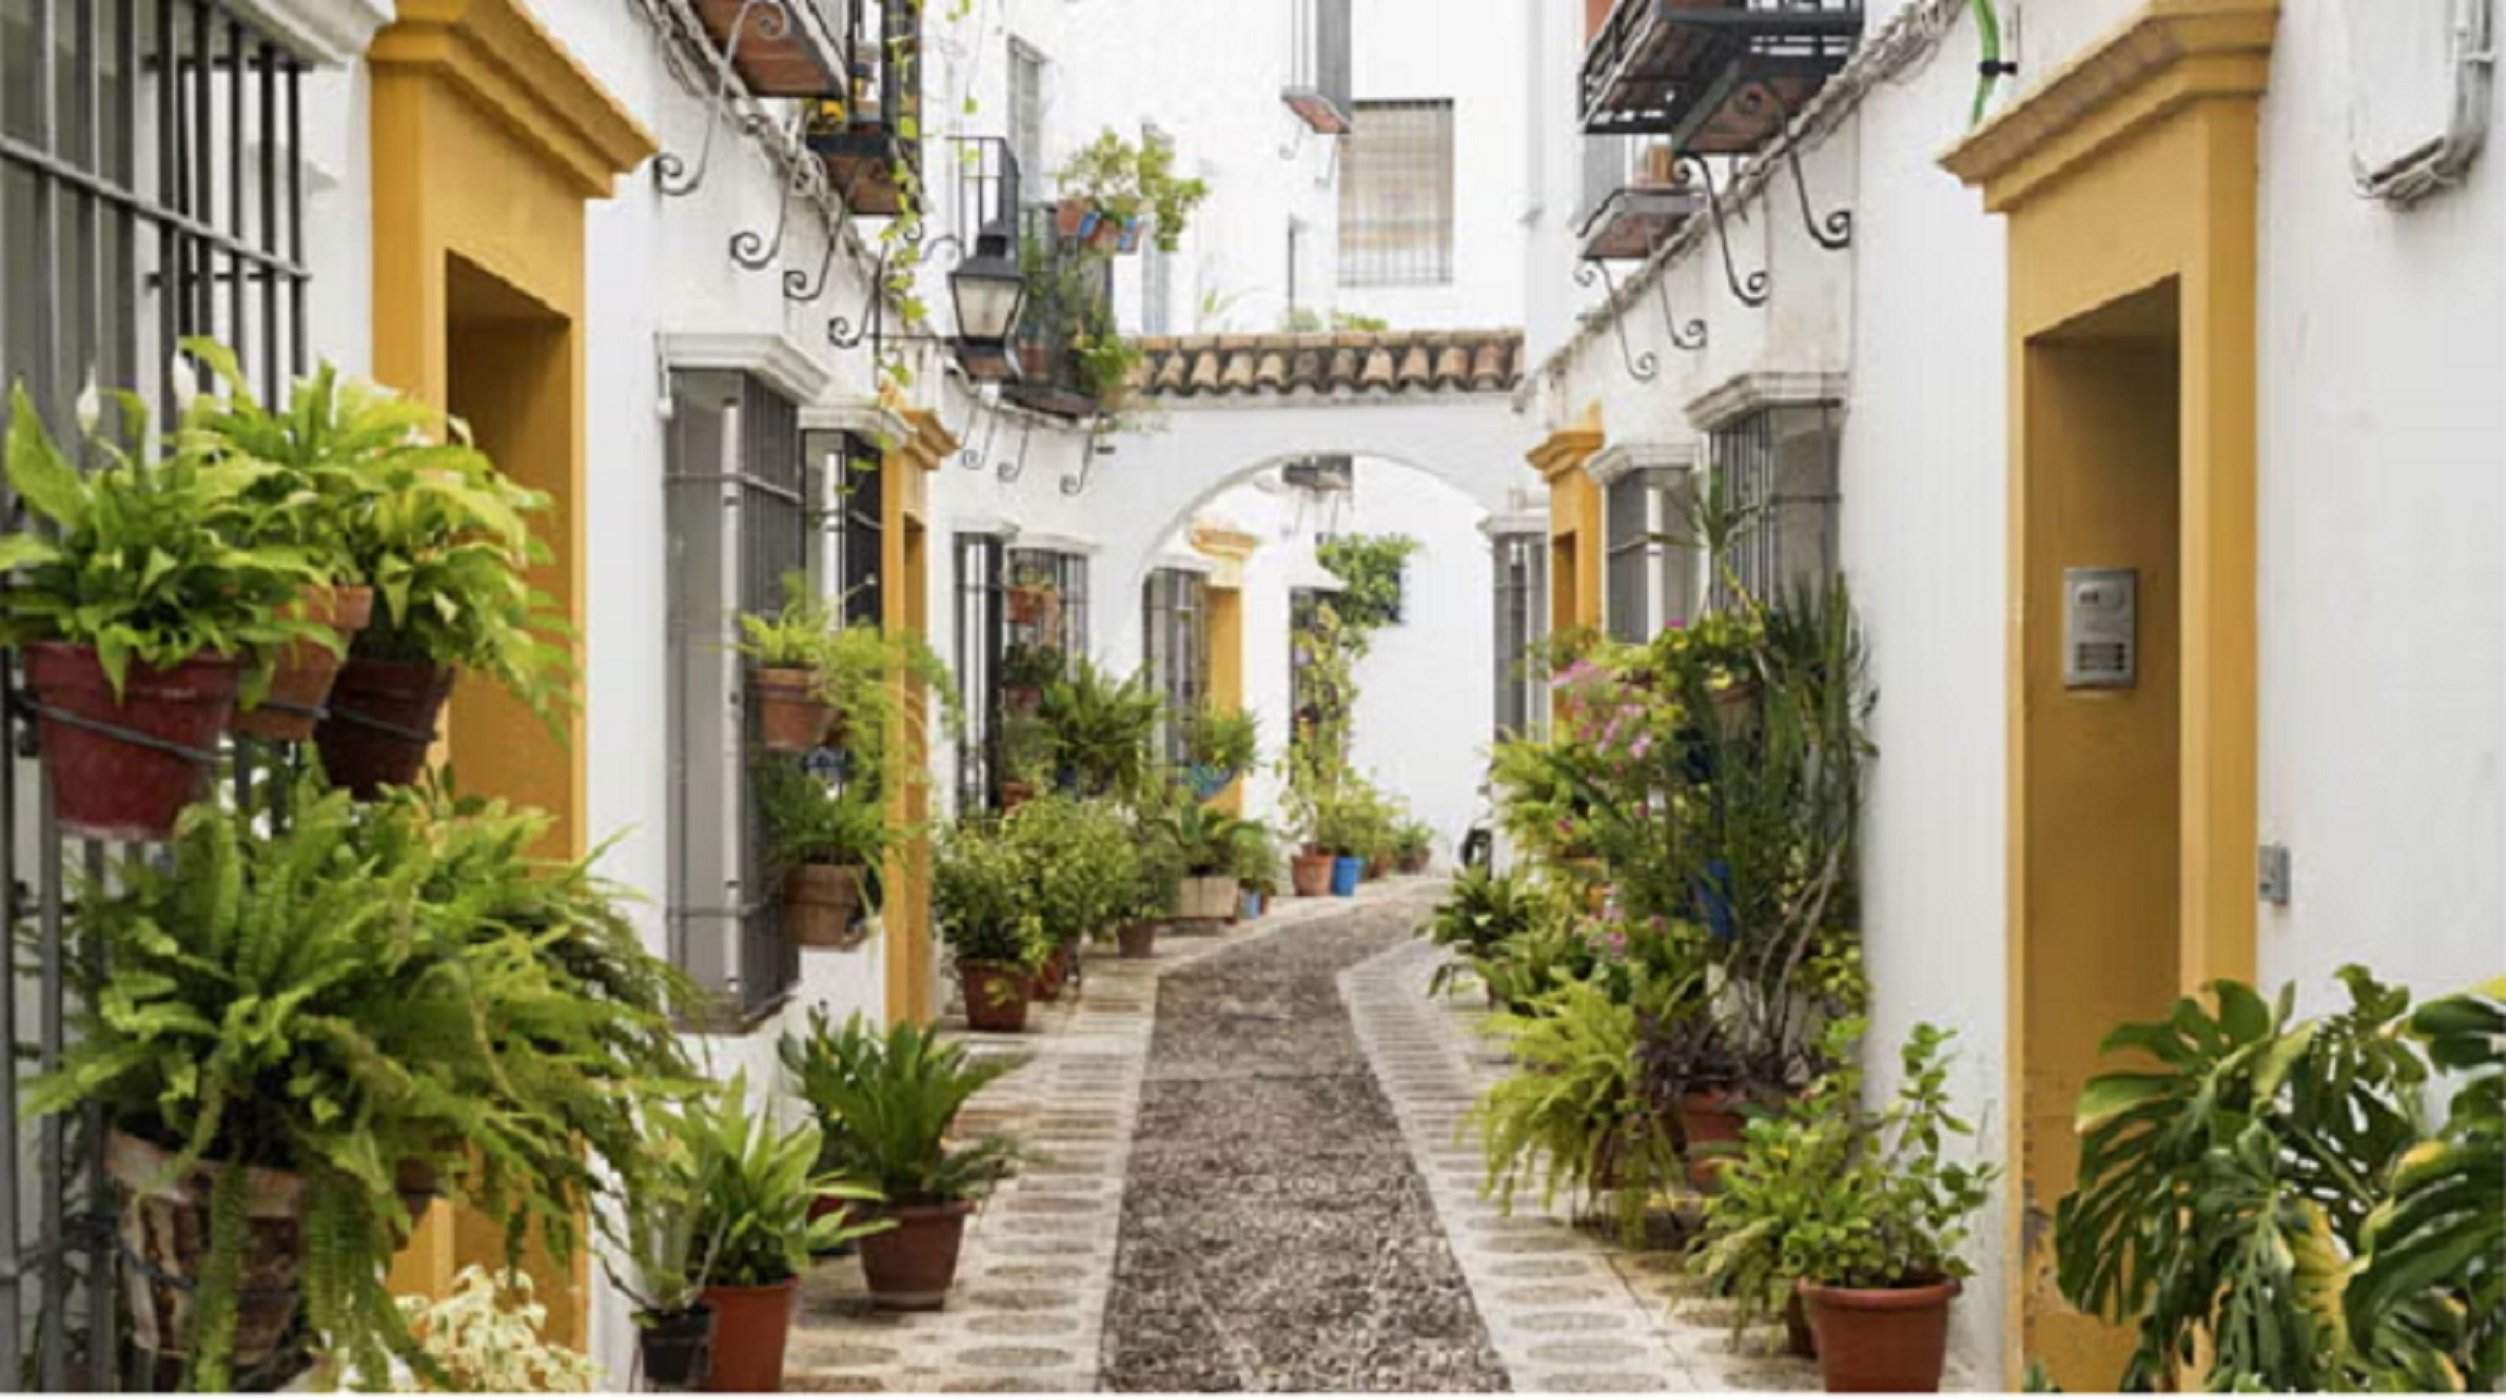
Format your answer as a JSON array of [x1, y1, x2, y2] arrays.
[[386, 1265, 600, 1393], [1053, 127, 1211, 250], [755, 754, 891, 876], [1467, 975, 1672, 1239], [998, 711, 1059, 787], [778, 1007, 883, 1174], [933, 818, 1044, 968], [1007, 794, 1137, 948], [0, 381, 327, 701], [1039, 657, 1163, 799], [2055, 968, 2499, 1392], [597, 1099, 728, 1324], [1690, 1019, 1865, 1334], [1227, 820, 1283, 892], [1315, 532, 1419, 637], [174, 342, 403, 586], [682, 1073, 884, 1288], [1000, 640, 1066, 693], [805, 1019, 1020, 1206], [1423, 866, 1549, 998], [1160, 799, 1256, 878], [734, 574, 842, 671], [1182, 704, 1258, 774]]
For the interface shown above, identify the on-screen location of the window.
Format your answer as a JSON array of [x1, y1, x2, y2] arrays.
[[1338, 99, 1454, 287], [665, 372, 818, 1018], [2, 6, 312, 1386], [953, 533, 1005, 814], [1712, 403, 1841, 609], [832, 436, 883, 626], [957, 544, 1088, 811], [1142, 568, 1209, 765], [1008, 38, 1045, 199], [1289, 585, 1344, 735], [1493, 533, 1551, 739], [1604, 465, 1701, 642]]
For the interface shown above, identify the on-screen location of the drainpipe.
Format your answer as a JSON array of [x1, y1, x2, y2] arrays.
[[1969, 0, 2017, 127], [2354, 0, 2495, 205]]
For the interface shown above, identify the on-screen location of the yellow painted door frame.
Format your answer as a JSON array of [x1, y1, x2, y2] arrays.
[[367, 0, 654, 1344], [1946, 1, 2274, 1386], [883, 409, 953, 1024], [1528, 409, 1606, 636], [1190, 523, 1261, 812]]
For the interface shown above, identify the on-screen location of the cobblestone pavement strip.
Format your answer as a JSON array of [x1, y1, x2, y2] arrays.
[[784, 883, 1434, 1394], [1100, 884, 1506, 1392]]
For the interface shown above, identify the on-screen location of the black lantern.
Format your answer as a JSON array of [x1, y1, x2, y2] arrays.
[[948, 219, 1026, 381]]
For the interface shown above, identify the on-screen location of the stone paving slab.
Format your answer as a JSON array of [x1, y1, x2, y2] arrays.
[[785, 882, 1437, 1394]]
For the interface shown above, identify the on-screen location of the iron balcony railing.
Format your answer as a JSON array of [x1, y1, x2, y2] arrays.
[[802, 0, 922, 217], [689, 0, 848, 98], [1005, 204, 1115, 421], [1575, 131, 1702, 260], [1283, 0, 1353, 134], [1579, 0, 1862, 152]]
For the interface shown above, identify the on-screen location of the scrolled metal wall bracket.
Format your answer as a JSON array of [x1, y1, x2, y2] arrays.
[[955, 391, 1000, 469], [731, 144, 809, 270], [1655, 271, 1707, 352], [1574, 261, 1659, 383], [652, 0, 792, 198], [1675, 153, 1770, 309], [1059, 421, 1110, 496], [1000, 415, 1039, 485], [826, 231, 960, 358], [1768, 94, 1852, 252]]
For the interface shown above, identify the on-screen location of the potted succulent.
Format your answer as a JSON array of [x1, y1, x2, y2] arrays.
[[1052, 127, 1211, 254], [1164, 799, 1254, 923], [176, 345, 394, 744], [0, 383, 326, 840], [600, 1099, 729, 1391], [684, 1072, 884, 1392], [734, 575, 842, 753], [1182, 704, 1258, 800], [935, 818, 1045, 1032], [809, 1020, 1019, 1310], [310, 386, 567, 796], [1783, 1024, 1997, 1393], [756, 754, 889, 950]]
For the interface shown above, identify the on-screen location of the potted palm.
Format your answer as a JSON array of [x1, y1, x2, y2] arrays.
[[809, 1020, 1020, 1310], [600, 1101, 730, 1391], [935, 819, 1045, 1032], [1784, 1024, 1997, 1393], [312, 390, 567, 796], [0, 383, 326, 840], [1164, 800, 1254, 923], [684, 1072, 884, 1392], [756, 755, 888, 950], [734, 575, 842, 753]]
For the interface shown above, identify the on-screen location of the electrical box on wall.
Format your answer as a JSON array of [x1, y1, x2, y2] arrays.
[[2063, 567, 2137, 689]]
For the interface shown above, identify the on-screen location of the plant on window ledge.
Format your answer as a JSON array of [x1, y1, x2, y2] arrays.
[[1052, 128, 1211, 253], [756, 755, 892, 951]]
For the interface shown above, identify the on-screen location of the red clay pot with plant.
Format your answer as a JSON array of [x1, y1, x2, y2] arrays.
[[1028, 941, 1074, 1002], [25, 643, 241, 842], [1290, 848, 1334, 897], [1116, 921, 1158, 959], [785, 863, 867, 949], [958, 961, 1030, 1032], [751, 666, 833, 753], [1678, 1088, 1750, 1190], [312, 656, 455, 797], [1799, 1276, 1958, 1392], [233, 583, 375, 743], [698, 1277, 798, 1391], [857, 1199, 976, 1310]]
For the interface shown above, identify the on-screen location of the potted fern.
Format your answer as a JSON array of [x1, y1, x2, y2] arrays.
[[935, 819, 1044, 1032], [312, 392, 567, 795], [735, 576, 843, 752], [806, 1020, 1020, 1309], [1181, 704, 1257, 801], [1038, 658, 1163, 799], [756, 755, 889, 950], [1467, 976, 1676, 1246], [0, 383, 326, 840], [683, 1072, 884, 1391]]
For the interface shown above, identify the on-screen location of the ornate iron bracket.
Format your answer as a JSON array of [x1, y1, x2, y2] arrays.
[[954, 391, 999, 468], [732, 136, 810, 270], [1655, 269, 1707, 352], [826, 231, 959, 357], [1769, 93, 1852, 252], [1059, 421, 1109, 496], [997, 415, 1037, 484], [652, 0, 790, 198], [1675, 154, 1770, 308], [1574, 261, 1658, 382]]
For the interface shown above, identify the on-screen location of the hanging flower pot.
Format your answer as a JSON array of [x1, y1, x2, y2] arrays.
[[1291, 850, 1334, 897], [999, 778, 1036, 813], [1054, 196, 1097, 241], [698, 1278, 797, 1392], [636, 1304, 716, 1390], [785, 863, 868, 950], [958, 961, 1031, 1033], [1006, 583, 1059, 629], [750, 667, 834, 753], [232, 583, 375, 743], [1114, 218, 1145, 253], [23, 643, 240, 842], [1116, 920, 1158, 959], [1799, 1276, 1959, 1392], [856, 1200, 975, 1310], [105, 1130, 307, 1369], [312, 656, 455, 798]]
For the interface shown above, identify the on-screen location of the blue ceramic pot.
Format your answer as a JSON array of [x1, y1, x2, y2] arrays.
[[1330, 856, 1363, 897]]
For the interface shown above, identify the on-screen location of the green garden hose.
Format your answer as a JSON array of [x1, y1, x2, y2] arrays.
[[1970, 0, 2012, 126]]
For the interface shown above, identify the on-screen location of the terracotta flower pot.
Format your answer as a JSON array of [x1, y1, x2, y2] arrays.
[[1006, 585, 1059, 629], [857, 1200, 975, 1310], [1028, 942, 1074, 1002], [698, 1278, 797, 1392], [1800, 1276, 1959, 1392], [1290, 850, 1334, 897], [106, 1130, 306, 1367], [1365, 855, 1388, 881], [751, 667, 834, 753], [23, 643, 241, 842], [233, 583, 375, 743], [1786, 1287, 1819, 1359], [1116, 921, 1158, 959], [637, 1303, 716, 1390], [1054, 196, 1094, 240], [1000, 778, 1036, 813], [785, 862, 868, 949], [1678, 1089, 1751, 1191], [1399, 849, 1431, 874], [958, 960, 1031, 1032], [313, 656, 454, 797]]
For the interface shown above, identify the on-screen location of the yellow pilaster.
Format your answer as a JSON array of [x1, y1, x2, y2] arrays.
[[1190, 522, 1261, 813], [1528, 407, 1606, 635], [368, 0, 654, 1348], [1945, 2, 2273, 1386], [882, 409, 952, 1025]]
